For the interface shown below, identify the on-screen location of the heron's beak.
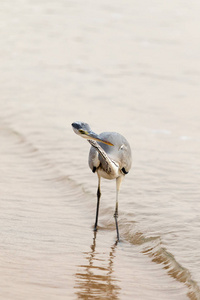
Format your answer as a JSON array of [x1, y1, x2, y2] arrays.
[[71, 122, 113, 146], [86, 131, 114, 146]]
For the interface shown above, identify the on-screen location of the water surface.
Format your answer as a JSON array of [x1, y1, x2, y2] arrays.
[[1, 1, 200, 299]]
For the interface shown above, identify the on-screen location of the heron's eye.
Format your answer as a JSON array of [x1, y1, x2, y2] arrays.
[[79, 129, 85, 134]]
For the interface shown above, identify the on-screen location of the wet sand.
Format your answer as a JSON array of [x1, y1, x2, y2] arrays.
[[1, 1, 200, 299]]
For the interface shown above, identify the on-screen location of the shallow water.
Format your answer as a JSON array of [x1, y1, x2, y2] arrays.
[[1, 1, 200, 299]]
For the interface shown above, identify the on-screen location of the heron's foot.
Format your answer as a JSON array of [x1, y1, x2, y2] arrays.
[[115, 237, 120, 245], [94, 225, 98, 232]]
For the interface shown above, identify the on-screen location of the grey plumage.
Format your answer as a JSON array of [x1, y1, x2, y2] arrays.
[[89, 132, 131, 177], [71, 121, 132, 241]]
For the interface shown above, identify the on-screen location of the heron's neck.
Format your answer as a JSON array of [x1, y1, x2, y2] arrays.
[[88, 140, 118, 171]]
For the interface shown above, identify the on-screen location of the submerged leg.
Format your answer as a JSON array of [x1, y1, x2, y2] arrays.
[[94, 174, 101, 231], [114, 176, 123, 241]]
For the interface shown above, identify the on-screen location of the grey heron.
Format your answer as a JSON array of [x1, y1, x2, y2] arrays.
[[71, 121, 132, 241]]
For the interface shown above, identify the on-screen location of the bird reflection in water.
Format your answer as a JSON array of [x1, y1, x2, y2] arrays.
[[74, 232, 120, 299]]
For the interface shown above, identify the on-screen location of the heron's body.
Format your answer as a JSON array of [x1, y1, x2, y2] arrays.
[[71, 122, 132, 241], [89, 132, 131, 179]]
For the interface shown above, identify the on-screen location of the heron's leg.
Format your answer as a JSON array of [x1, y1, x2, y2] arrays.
[[114, 176, 122, 241], [94, 174, 101, 231]]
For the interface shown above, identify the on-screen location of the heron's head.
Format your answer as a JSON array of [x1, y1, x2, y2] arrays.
[[71, 121, 113, 146]]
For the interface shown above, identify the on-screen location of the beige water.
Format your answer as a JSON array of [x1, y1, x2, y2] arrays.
[[1, 1, 200, 299]]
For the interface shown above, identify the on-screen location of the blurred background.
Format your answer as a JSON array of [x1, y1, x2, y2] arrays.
[[1, 1, 200, 299]]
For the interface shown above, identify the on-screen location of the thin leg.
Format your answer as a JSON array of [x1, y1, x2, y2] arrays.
[[94, 175, 101, 231], [114, 176, 123, 241], [114, 200, 119, 241]]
